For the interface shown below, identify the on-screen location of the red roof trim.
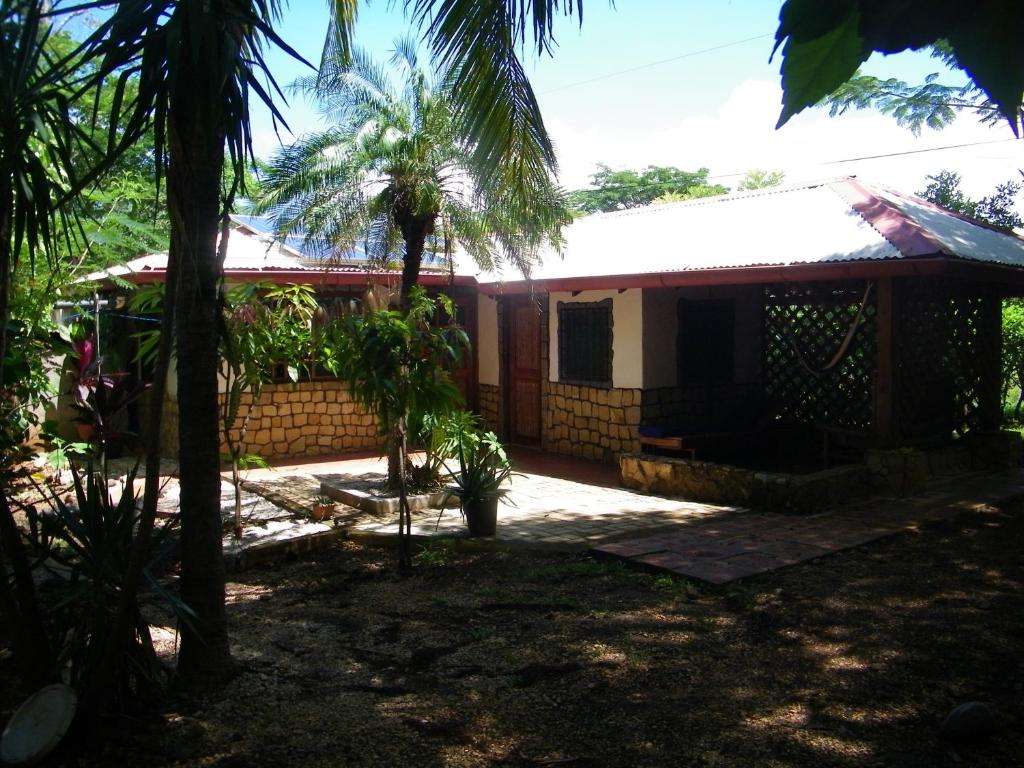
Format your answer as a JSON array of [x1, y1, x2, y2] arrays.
[[125, 268, 476, 287], [832, 178, 947, 258], [478, 257, 951, 295]]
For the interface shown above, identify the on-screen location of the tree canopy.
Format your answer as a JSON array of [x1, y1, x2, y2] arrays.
[[918, 170, 1022, 230], [773, 1, 1024, 134], [738, 169, 786, 191], [569, 164, 728, 214]]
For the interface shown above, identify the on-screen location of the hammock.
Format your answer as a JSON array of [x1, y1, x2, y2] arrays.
[[787, 281, 874, 377]]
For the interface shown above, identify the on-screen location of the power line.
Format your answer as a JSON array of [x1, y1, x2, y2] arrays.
[[821, 137, 1018, 165], [570, 137, 1022, 190], [538, 33, 773, 96]]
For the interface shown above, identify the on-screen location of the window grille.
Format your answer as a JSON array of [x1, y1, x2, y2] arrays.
[[558, 299, 613, 386]]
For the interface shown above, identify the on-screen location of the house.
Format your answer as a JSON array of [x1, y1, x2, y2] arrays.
[[473, 177, 1024, 468], [89, 177, 1024, 475]]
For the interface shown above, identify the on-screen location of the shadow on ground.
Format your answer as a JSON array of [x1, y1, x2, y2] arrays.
[[18, 504, 1023, 768]]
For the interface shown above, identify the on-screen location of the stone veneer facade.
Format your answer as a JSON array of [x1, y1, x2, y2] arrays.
[[160, 380, 384, 460], [478, 383, 501, 435], [542, 382, 642, 461]]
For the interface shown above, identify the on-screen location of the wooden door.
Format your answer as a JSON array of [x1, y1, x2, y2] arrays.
[[507, 296, 542, 445], [449, 296, 477, 411]]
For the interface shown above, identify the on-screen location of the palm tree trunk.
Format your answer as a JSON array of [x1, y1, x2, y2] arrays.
[[387, 216, 431, 486], [398, 215, 430, 308], [168, 48, 232, 688]]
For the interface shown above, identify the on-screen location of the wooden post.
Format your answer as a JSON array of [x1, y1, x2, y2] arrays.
[[873, 277, 896, 446]]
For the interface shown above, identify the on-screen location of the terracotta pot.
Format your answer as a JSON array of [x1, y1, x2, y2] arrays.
[[463, 497, 499, 537], [311, 503, 335, 521], [75, 422, 95, 441]]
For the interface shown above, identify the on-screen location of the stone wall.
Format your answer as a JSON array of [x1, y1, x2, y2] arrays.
[[159, 380, 384, 461], [543, 382, 642, 461], [866, 431, 1023, 495], [479, 383, 501, 434], [620, 453, 871, 513], [231, 380, 382, 457]]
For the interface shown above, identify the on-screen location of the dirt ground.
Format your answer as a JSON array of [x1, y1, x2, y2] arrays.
[[5, 503, 1023, 768]]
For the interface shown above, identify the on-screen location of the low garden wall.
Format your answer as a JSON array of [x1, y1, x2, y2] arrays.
[[619, 453, 870, 513], [620, 429, 1023, 513]]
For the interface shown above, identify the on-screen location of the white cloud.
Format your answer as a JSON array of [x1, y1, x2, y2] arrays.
[[550, 79, 1024, 205]]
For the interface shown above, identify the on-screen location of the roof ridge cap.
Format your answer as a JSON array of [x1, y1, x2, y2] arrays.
[[579, 175, 860, 221], [876, 184, 1024, 242], [830, 178, 947, 258]]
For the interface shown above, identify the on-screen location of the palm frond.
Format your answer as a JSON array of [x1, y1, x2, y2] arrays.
[[255, 34, 568, 287], [84, 0, 312, 194], [411, 0, 580, 178]]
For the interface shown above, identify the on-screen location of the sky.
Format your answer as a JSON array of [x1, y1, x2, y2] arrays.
[[249, 1, 1024, 203]]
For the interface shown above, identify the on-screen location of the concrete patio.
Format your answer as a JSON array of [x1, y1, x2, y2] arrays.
[[235, 449, 1024, 584]]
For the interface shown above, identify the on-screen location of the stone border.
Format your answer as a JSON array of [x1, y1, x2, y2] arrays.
[[320, 480, 451, 515]]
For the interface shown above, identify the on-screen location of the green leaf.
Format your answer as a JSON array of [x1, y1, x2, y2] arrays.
[[777, 9, 869, 128], [948, 20, 1024, 135]]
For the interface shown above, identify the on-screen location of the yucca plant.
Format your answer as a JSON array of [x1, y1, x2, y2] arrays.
[[26, 461, 185, 705], [446, 430, 515, 505]]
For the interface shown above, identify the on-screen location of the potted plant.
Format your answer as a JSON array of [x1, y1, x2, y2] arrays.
[[311, 494, 337, 521], [445, 431, 515, 537]]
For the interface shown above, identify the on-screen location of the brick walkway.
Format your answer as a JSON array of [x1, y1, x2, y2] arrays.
[[239, 450, 1024, 584]]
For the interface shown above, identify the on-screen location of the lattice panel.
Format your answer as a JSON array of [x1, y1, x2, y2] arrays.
[[897, 279, 1000, 441], [763, 281, 877, 431]]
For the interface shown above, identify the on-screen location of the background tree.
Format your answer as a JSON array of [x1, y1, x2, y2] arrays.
[[821, 41, 1018, 137], [918, 171, 1023, 230], [569, 164, 728, 214], [916, 171, 1024, 418], [738, 169, 785, 191]]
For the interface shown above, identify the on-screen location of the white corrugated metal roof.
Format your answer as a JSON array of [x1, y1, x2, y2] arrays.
[[465, 177, 1024, 285], [84, 223, 463, 282], [88, 177, 1024, 287]]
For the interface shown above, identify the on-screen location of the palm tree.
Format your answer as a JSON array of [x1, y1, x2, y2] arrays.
[[254, 38, 569, 491], [255, 37, 570, 305], [85, 0, 308, 688]]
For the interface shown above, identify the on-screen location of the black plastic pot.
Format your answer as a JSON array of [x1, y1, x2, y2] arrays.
[[463, 497, 498, 537]]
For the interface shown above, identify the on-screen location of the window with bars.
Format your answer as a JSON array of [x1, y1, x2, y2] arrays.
[[558, 299, 613, 386]]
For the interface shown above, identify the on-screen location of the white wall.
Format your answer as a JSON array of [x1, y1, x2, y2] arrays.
[[548, 289, 643, 389], [477, 293, 500, 386]]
